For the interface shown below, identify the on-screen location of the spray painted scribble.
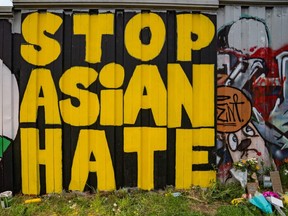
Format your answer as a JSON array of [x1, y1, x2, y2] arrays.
[[217, 86, 251, 132]]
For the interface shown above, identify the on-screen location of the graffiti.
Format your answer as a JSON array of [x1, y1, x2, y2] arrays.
[[15, 11, 217, 194], [0, 59, 19, 158], [2, 7, 287, 194], [216, 16, 288, 182], [222, 122, 270, 164], [217, 86, 251, 132], [217, 18, 268, 89]]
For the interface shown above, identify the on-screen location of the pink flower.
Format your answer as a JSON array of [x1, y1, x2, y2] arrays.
[[262, 191, 280, 199]]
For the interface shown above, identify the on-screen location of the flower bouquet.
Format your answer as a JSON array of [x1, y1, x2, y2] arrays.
[[279, 158, 288, 189], [233, 158, 260, 182], [231, 158, 260, 194]]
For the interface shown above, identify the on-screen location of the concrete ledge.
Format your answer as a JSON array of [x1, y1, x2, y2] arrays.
[[13, 0, 219, 10], [219, 0, 288, 6], [0, 5, 12, 18]]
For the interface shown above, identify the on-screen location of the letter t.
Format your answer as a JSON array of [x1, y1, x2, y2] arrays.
[[124, 127, 167, 190]]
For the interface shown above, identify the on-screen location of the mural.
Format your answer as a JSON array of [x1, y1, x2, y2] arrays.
[[0, 20, 19, 192], [0, 11, 217, 195], [0, 59, 19, 158], [2, 7, 288, 195], [0, 59, 19, 191], [216, 16, 288, 183]]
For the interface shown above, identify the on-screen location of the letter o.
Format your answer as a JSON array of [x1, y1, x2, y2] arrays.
[[125, 13, 165, 61]]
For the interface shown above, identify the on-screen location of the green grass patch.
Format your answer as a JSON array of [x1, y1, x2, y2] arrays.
[[0, 183, 287, 216], [0, 189, 205, 216]]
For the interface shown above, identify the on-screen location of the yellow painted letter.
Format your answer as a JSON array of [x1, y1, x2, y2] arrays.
[[21, 12, 62, 66], [20, 68, 61, 124], [124, 65, 167, 126], [124, 127, 166, 190], [177, 14, 215, 61], [100, 90, 123, 126], [69, 129, 116, 191], [125, 13, 165, 61], [21, 128, 62, 195], [99, 63, 124, 126], [59, 66, 99, 126], [168, 64, 214, 128], [175, 128, 215, 189], [74, 13, 114, 63]]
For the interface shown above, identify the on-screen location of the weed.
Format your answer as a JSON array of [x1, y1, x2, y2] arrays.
[[202, 181, 245, 203], [215, 205, 260, 216]]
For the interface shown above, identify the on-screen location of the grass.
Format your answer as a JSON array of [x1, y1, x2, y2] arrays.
[[1, 190, 204, 216], [0, 182, 287, 216]]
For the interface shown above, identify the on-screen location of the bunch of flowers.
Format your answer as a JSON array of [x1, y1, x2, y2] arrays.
[[279, 158, 288, 188], [280, 158, 288, 174], [233, 158, 260, 182]]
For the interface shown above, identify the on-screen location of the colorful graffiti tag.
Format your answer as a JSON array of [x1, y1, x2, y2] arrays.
[[217, 16, 288, 183], [0, 11, 217, 194]]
